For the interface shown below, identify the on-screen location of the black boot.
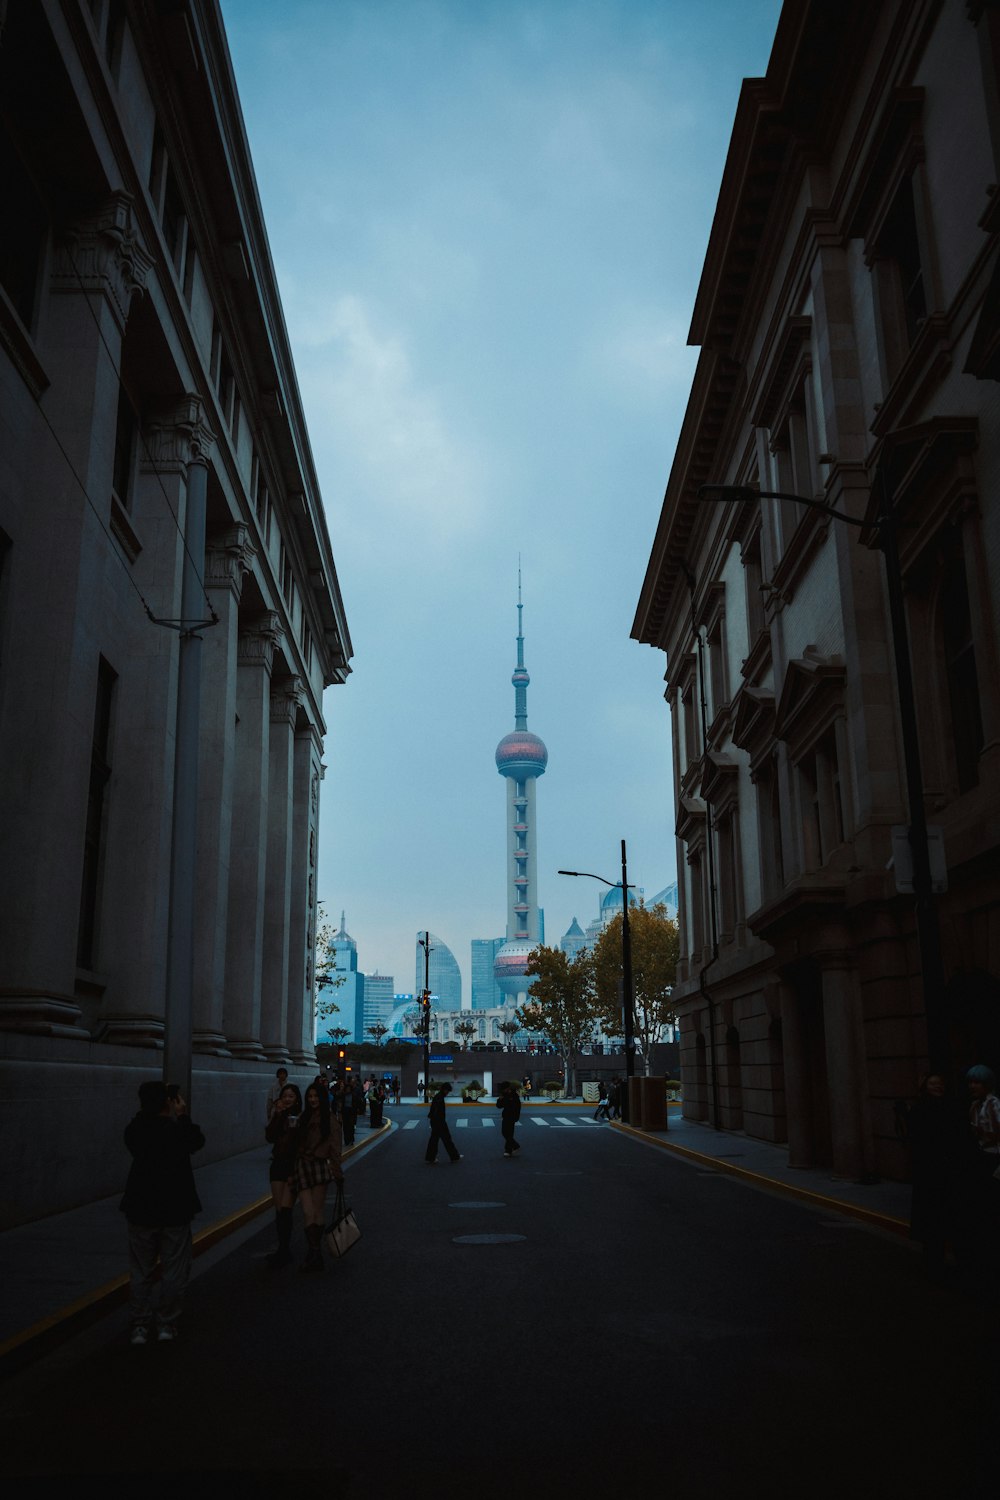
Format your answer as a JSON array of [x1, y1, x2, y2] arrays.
[[299, 1222, 323, 1273], [266, 1207, 293, 1269]]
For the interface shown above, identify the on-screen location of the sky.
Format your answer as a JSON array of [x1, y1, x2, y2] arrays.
[[219, 0, 783, 1003]]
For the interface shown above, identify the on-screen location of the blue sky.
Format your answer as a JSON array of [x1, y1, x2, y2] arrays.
[[220, 0, 782, 1001]]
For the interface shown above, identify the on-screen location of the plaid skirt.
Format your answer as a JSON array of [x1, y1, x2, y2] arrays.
[[293, 1155, 334, 1194]]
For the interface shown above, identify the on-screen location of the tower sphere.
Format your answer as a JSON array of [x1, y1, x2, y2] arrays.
[[495, 730, 548, 779]]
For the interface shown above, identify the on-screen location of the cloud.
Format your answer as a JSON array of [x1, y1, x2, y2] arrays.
[[588, 306, 699, 405], [284, 289, 488, 551]]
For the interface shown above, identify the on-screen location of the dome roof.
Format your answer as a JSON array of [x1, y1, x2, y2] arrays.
[[495, 730, 548, 779], [600, 884, 639, 914]]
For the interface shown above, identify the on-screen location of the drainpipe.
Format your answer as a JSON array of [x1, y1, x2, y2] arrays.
[[681, 562, 721, 1130]]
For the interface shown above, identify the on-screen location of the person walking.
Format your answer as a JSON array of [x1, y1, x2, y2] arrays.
[[368, 1079, 385, 1129], [264, 1082, 302, 1269], [496, 1080, 522, 1158], [594, 1081, 610, 1121], [425, 1083, 461, 1164], [119, 1080, 205, 1345], [291, 1082, 344, 1272], [905, 1073, 980, 1284], [340, 1078, 357, 1146]]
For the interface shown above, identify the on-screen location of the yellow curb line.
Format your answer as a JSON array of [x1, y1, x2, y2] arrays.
[[0, 1121, 391, 1377], [611, 1122, 910, 1237]]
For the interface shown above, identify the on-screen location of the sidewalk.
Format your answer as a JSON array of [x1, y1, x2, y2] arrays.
[[614, 1110, 912, 1234], [0, 1119, 392, 1376]]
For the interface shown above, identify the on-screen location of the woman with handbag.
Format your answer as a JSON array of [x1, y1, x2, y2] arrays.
[[292, 1082, 344, 1273], [263, 1082, 302, 1269]]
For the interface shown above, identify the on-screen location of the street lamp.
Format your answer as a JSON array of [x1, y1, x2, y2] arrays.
[[698, 480, 948, 1072], [417, 930, 433, 1101], [559, 838, 636, 1122]]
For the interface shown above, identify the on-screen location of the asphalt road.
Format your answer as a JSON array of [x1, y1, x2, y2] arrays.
[[3, 1107, 995, 1496]]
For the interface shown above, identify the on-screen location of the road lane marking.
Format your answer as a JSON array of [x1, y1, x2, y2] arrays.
[[530, 1117, 550, 1126], [402, 1121, 419, 1130]]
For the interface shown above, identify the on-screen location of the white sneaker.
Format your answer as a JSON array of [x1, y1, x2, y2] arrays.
[[129, 1327, 149, 1346], [156, 1325, 177, 1343]]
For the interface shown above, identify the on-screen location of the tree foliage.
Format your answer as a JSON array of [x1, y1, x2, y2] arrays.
[[313, 904, 345, 1021], [593, 901, 679, 1071], [517, 945, 600, 1097], [453, 1018, 477, 1050]]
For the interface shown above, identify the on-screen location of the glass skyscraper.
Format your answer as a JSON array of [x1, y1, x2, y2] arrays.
[[414, 932, 462, 1010]]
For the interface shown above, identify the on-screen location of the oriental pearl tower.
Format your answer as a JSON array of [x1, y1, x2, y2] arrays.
[[493, 572, 548, 1005]]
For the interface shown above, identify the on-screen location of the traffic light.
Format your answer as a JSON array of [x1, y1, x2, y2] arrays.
[[337, 1047, 346, 1063]]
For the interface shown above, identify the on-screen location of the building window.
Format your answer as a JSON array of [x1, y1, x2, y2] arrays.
[[77, 658, 116, 970], [742, 525, 766, 644], [111, 384, 137, 512], [707, 617, 728, 721], [796, 727, 845, 870], [681, 679, 699, 771], [0, 118, 48, 330]]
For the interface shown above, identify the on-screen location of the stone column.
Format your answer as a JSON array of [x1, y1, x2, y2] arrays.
[[821, 956, 872, 1180], [0, 194, 151, 1037], [259, 677, 302, 1061], [191, 526, 255, 1055], [287, 727, 324, 1063], [222, 614, 280, 1058], [100, 398, 215, 1046]]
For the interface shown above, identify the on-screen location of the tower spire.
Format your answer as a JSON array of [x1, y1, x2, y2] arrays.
[[512, 562, 529, 731]]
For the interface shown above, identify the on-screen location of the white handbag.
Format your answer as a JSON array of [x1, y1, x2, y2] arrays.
[[324, 1184, 361, 1258]]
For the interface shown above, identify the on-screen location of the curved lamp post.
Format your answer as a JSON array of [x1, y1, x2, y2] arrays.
[[698, 481, 947, 1073], [559, 838, 636, 1122]]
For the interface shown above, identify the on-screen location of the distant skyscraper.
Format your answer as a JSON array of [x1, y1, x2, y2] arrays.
[[471, 937, 505, 1010], [329, 912, 365, 1041], [415, 932, 462, 1010], [494, 572, 548, 1006], [363, 972, 395, 1035], [650, 882, 679, 918]]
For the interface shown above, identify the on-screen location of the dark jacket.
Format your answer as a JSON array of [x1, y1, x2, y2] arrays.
[[428, 1091, 449, 1127], [119, 1113, 205, 1226], [496, 1091, 522, 1121]]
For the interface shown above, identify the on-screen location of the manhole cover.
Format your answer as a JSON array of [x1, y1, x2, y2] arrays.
[[453, 1233, 527, 1245], [449, 1200, 506, 1208]]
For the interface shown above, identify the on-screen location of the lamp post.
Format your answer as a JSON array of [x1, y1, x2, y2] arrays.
[[559, 839, 636, 1122], [698, 480, 948, 1072], [417, 930, 433, 1101]]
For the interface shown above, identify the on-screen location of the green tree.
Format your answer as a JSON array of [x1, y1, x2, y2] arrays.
[[326, 1026, 351, 1047], [366, 1023, 389, 1046], [499, 1020, 519, 1052], [313, 904, 345, 1023], [453, 1018, 477, 1050], [593, 902, 679, 1074], [516, 945, 600, 1098]]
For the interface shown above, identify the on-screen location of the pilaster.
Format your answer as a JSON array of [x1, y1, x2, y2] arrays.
[[259, 677, 303, 1062], [191, 526, 255, 1055], [222, 613, 280, 1058], [288, 726, 324, 1063]]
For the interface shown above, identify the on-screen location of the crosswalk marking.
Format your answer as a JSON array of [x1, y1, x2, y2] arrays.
[[397, 1113, 607, 1132]]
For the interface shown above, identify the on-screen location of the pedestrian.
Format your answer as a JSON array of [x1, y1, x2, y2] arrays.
[[594, 1081, 610, 1121], [266, 1065, 289, 1121], [496, 1080, 522, 1158], [353, 1076, 367, 1124], [522, 1072, 532, 1101], [119, 1080, 205, 1346], [608, 1078, 622, 1120], [368, 1079, 385, 1128], [967, 1065, 1000, 1159], [425, 1083, 461, 1164], [393, 1076, 402, 1106], [905, 1073, 980, 1284], [263, 1082, 302, 1269], [292, 1081, 344, 1272], [341, 1077, 357, 1145]]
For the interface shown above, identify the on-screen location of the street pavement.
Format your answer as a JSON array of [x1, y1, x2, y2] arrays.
[[1, 1103, 995, 1495]]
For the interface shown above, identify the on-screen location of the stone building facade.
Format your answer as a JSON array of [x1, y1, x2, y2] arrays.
[[633, 0, 1000, 1182], [0, 0, 351, 1224]]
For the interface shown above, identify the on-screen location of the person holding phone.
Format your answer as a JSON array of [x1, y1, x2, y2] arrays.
[[119, 1080, 205, 1345], [263, 1082, 302, 1269]]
